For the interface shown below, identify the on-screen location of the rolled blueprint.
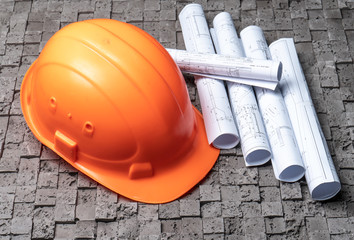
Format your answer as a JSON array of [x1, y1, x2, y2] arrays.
[[269, 38, 341, 199], [212, 12, 271, 166], [240, 26, 305, 182], [166, 48, 282, 90], [179, 4, 240, 149]]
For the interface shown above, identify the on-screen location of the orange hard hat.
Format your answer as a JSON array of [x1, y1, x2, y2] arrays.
[[20, 19, 219, 203]]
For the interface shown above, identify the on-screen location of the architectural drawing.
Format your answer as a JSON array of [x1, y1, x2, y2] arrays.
[[179, 4, 239, 149], [212, 12, 271, 166], [166, 48, 281, 90], [240, 26, 305, 182], [269, 38, 341, 199]]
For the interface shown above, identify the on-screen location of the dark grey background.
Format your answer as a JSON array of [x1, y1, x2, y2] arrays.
[[0, 0, 353, 239]]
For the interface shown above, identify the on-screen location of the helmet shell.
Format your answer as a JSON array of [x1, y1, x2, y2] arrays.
[[21, 19, 219, 203]]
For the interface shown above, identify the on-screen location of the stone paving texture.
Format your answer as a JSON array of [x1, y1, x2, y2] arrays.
[[0, 0, 354, 239]]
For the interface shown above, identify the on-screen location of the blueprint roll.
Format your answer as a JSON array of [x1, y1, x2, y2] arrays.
[[165, 48, 282, 90], [212, 12, 271, 166], [269, 38, 341, 200], [179, 4, 240, 149], [240, 26, 305, 182]]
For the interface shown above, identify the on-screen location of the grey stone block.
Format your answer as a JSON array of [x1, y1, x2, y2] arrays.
[[95, 0, 112, 12], [158, 201, 180, 219], [9, 92, 21, 116], [76, 189, 96, 220], [139, 220, 161, 236], [39, 160, 59, 172], [55, 204, 75, 223], [161, 219, 181, 238], [0, 193, 14, 219], [181, 217, 203, 240], [306, 216, 327, 232], [160, 9, 176, 21], [0, 103, 11, 116], [144, 10, 160, 21], [289, 0, 307, 18], [16, 157, 40, 186], [37, 172, 58, 189], [308, 231, 330, 240], [331, 40, 353, 63], [222, 201, 242, 217], [221, 186, 238, 201], [241, 0, 256, 10], [240, 202, 262, 218], [305, 0, 323, 9], [117, 200, 138, 219], [55, 223, 76, 240], [282, 200, 310, 219], [12, 203, 33, 218], [75, 220, 97, 239], [15, 185, 36, 203], [34, 188, 56, 206], [23, 43, 39, 56], [265, 217, 286, 234], [40, 146, 60, 160], [0, 117, 8, 154], [77, 172, 97, 188], [200, 185, 221, 202], [78, 12, 95, 21], [0, 77, 15, 103], [274, 10, 292, 30], [280, 182, 302, 200], [243, 217, 265, 234], [61, 5, 78, 22], [203, 217, 224, 234], [0, 172, 17, 192], [1, 44, 23, 67], [138, 204, 159, 220], [159, 21, 176, 44], [180, 200, 200, 217], [96, 221, 118, 240], [95, 202, 117, 221], [309, 18, 327, 30], [0, 219, 11, 235], [118, 218, 139, 239], [58, 172, 77, 189], [324, 201, 348, 217], [324, 9, 342, 18], [201, 202, 222, 218], [237, 185, 260, 202], [224, 216, 243, 236], [327, 217, 352, 234], [56, 189, 77, 205], [32, 207, 55, 239], [203, 234, 224, 240], [260, 186, 281, 202], [261, 202, 283, 217], [258, 167, 279, 187], [11, 234, 31, 240], [96, 185, 117, 203], [20, 131, 41, 158], [125, 1, 144, 22], [144, 0, 160, 11], [10, 217, 32, 235]]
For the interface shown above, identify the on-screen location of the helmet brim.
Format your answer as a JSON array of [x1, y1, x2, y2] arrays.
[[21, 61, 220, 204]]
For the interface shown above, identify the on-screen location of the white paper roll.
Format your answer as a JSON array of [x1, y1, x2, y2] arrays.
[[212, 12, 271, 166], [269, 38, 341, 199], [240, 26, 305, 182], [179, 4, 240, 149]]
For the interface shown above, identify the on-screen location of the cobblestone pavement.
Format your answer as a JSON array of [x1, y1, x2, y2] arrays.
[[0, 0, 354, 239]]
